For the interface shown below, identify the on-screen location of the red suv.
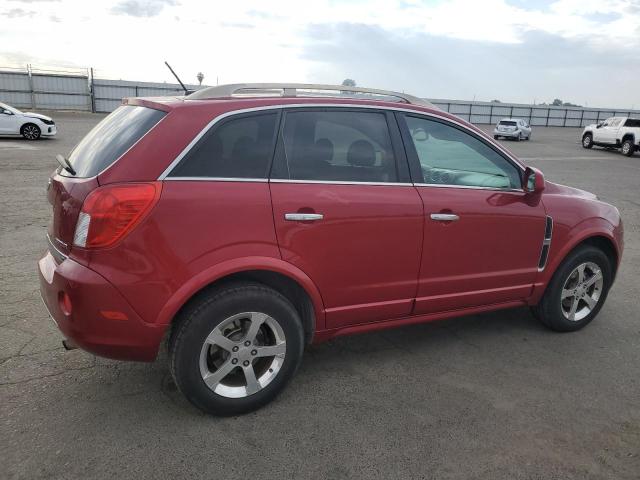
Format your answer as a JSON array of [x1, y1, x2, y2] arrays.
[[39, 84, 623, 415]]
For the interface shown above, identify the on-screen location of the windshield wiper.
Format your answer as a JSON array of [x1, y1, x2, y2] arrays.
[[56, 154, 76, 176]]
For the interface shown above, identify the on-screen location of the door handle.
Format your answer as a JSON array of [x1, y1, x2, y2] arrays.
[[284, 213, 324, 221], [430, 213, 459, 222]]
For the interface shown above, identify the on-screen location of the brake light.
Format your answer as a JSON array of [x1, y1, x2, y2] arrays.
[[73, 182, 161, 248]]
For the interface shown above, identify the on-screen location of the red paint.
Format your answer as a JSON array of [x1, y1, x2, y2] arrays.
[[38, 95, 624, 362]]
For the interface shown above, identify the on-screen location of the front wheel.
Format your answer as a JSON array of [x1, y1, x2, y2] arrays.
[[582, 133, 593, 149], [169, 283, 304, 415], [21, 123, 41, 140], [621, 139, 635, 157], [534, 246, 612, 332]]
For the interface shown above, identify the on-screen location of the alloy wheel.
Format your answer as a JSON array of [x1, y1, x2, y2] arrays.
[[199, 312, 287, 398], [22, 125, 40, 140], [622, 142, 631, 155], [583, 136, 591, 147], [560, 262, 604, 321]]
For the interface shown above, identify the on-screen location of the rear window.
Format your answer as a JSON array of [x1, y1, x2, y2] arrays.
[[66, 105, 165, 178], [624, 118, 640, 128], [499, 120, 517, 126]]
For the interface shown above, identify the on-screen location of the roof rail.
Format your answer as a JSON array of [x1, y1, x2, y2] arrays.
[[187, 83, 434, 108]]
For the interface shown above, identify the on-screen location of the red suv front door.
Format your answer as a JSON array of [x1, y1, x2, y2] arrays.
[[398, 113, 547, 314], [270, 108, 424, 329]]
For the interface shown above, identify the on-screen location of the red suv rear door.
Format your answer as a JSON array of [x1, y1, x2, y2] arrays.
[[270, 108, 424, 329], [397, 113, 547, 314]]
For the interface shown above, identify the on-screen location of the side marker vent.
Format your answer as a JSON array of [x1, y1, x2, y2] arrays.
[[538, 216, 553, 271]]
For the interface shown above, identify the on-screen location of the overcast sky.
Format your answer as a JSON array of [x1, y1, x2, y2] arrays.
[[1, 0, 639, 108]]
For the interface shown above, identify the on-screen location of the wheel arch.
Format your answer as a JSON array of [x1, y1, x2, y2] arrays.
[[21, 121, 41, 130], [157, 257, 325, 344], [621, 133, 635, 143], [531, 224, 620, 305]]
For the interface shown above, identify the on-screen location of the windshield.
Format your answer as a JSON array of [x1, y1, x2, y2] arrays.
[[65, 105, 166, 178], [0, 102, 22, 114]]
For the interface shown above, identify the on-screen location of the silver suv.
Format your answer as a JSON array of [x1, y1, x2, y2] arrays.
[[494, 118, 531, 141]]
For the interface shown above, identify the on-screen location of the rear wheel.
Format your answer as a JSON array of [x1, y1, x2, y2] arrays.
[[21, 123, 41, 140], [621, 139, 635, 157], [582, 133, 593, 149], [534, 246, 612, 332], [494, 135, 499, 140], [169, 283, 304, 415], [517, 133, 522, 141]]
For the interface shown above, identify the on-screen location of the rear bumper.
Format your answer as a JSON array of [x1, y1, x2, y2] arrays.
[[38, 251, 167, 361], [494, 129, 521, 138]]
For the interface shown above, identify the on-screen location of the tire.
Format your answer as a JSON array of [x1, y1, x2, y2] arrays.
[[494, 135, 499, 140], [527, 133, 531, 141], [534, 245, 612, 332], [21, 123, 41, 140], [582, 133, 593, 149], [169, 283, 304, 415], [621, 139, 635, 157], [516, 133, 522, 141]]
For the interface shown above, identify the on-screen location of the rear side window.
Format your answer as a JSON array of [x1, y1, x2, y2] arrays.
[[624, 118, 640, 127], [67, 105, 165, 178], [170, 113, 278, 178], [274, 110, 398, 183]]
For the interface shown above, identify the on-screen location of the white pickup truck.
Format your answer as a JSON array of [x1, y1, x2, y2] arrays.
[[582, 116, 640, 156]]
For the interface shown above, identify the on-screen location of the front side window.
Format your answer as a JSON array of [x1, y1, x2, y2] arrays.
[[275, 110, 398, 183], [404, 115, 521, 189], [170, 112, 278, 178]]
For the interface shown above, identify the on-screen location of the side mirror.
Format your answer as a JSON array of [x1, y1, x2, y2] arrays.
[[412, 127, 429, 142], [596, 122, 603, 128], [523, 166, 545, 193]]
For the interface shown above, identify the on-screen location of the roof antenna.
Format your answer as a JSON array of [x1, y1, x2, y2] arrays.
[[164, 61, 193, 95]]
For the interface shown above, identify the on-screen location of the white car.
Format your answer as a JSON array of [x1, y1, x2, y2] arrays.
[[0, 102, 57, 140], [493, 118, 531, 141]]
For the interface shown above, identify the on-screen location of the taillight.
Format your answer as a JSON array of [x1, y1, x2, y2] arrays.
[[73, 182, 161, 248]]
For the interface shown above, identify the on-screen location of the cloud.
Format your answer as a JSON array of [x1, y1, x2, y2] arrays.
[[111, 0, 177, 18], [2, 8, 35, 18], [300, 23, 640, 108]]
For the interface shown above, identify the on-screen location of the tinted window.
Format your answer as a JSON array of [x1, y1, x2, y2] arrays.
[[67, 106, 165, 178], [275, 110, 398, 183], [499, 120, 517, 126], [171, 113, 278, 178], [624, 118, 640, 127], [405, 115, 521, 189]]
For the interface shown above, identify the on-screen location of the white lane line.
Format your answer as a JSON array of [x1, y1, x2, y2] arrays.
[[521, 156, 614, 161], [0, 142, 39, 151]]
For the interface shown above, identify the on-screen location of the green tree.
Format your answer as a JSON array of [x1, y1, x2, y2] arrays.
[[341, 79, 356, 87]]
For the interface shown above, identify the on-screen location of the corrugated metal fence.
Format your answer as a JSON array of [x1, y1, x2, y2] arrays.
[[2, 66, 639, 125], [0, 66, 199, 113], [428, 99, 640, 127]]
